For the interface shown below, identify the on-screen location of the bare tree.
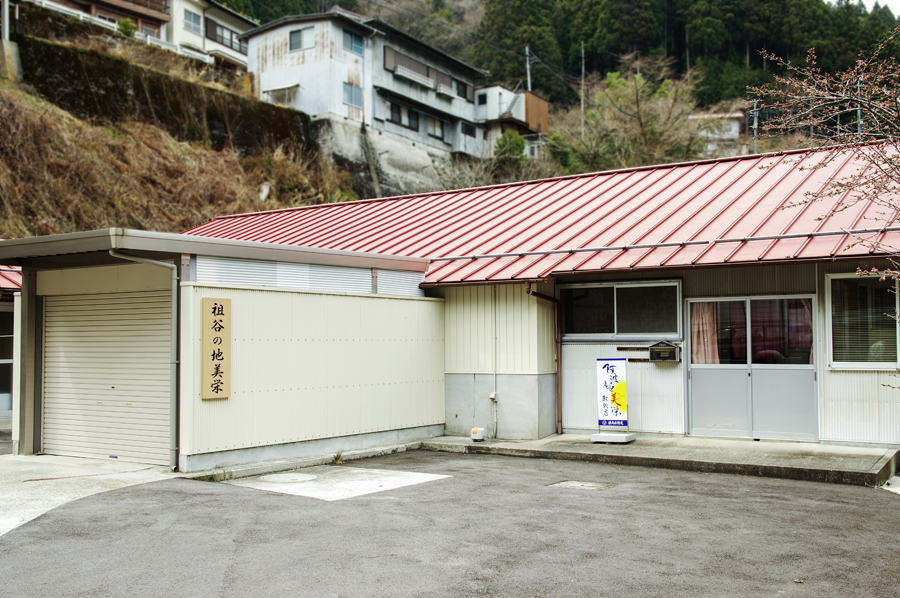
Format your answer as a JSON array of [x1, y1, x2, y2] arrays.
[[552, 54, 712, 172], [753, 30, 900, 243]]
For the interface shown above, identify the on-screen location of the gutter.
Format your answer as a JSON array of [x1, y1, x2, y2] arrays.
[[109, 249, 180, 471]]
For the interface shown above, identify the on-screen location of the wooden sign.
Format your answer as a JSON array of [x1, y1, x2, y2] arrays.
[[202, 298, 231, 400]]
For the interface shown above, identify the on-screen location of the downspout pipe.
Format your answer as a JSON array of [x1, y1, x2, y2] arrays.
[[109, 250, 179, 470], [525, 282, 563, 435]]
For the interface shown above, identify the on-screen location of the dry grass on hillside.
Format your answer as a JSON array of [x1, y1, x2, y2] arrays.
[[0, 84, 354, 239]]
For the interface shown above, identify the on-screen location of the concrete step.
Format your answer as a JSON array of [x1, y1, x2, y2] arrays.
[[421, 435, 899, 487]]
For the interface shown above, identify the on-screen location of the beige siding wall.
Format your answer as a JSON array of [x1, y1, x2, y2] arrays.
[[180, 284, 445, 456], [37, 264, 171, 295], [443, 283, 556, 375]]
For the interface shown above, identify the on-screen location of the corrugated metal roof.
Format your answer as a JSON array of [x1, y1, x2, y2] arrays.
[[0, 267, 21, 290], [184, 147, 900, 284]]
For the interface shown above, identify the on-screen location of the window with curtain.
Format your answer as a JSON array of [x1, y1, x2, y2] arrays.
[[830, 277, 897, 363]]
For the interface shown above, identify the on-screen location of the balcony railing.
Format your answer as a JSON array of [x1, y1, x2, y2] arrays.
[[214, 33, 248, 55], [395, 64, 434, 89], [436, 84, 456, 98], [122, 0, 168, 14]]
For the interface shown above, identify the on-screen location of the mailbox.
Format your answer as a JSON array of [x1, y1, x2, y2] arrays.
[[649, 341, 680, 362]]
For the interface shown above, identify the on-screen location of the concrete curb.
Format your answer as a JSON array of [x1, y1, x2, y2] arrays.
[[179, 442, 423, 482], [421, 441, 899, 487]]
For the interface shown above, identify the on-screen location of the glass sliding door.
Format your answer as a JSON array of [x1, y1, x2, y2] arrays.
[[749, 298, 817, 440], [689, 300, 752, 436], [689, 296, 818, 440]]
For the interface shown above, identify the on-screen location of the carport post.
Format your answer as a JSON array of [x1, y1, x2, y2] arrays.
[[109, 250, 179, 470]]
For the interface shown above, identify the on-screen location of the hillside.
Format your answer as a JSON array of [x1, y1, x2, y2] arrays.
[[222, 0, 899, 105], [0, 83, 352, 239]]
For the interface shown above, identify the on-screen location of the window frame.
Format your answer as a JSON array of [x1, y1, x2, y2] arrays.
[[558, 280, 683, 341], [461, 122, 476, 138], [183, 9, 201, 35], [289, 26, 314, 52], [427, 116, 444, 140], [343, 82, 363, 108], [386, 101, 419, 131], [825, 272, 899, 370], [343, 29, 363, 55]]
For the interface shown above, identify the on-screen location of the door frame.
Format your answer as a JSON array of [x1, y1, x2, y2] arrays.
[[685, 293, 819, 440]]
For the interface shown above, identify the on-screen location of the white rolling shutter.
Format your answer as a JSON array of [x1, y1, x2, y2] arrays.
[[42, 291, 171, 465]]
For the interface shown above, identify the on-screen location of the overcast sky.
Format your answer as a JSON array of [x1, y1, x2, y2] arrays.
[[865, 0, 900, 15]]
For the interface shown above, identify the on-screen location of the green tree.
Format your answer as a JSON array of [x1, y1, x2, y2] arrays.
[[494, 129, 526, 169], [117, 18, 136, 38], [474, 0, 571, 102]]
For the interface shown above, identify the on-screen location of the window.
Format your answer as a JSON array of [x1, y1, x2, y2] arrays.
[[184, 9, 201, 35], [427, 117, 444, 139], [453, 79, 467, 99], [265, 85, 298, 106], [477, 93, 487, 106], [97, 14, 117, 24], [289, 27, 313, 51], [209, 21, 248, 54], [828, 275, 897, 366], [461, 122, 476, 137], [343, 30, 363, 55], [387, 102, 419, 131], [0, 311, 11, 411], [560, 282, 681, 338], [143, 27, 157, 37], [343, 82, 363, 108]]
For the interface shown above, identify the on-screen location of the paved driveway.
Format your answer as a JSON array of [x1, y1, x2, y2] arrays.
[[0, 451, 898, 598]]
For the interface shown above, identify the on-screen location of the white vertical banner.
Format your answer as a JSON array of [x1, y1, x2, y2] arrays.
[[597, 358, 627, 428]]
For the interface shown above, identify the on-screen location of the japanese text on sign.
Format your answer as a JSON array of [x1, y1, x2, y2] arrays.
[[202, 298, 231, 400], [596, 359, 627, 428]]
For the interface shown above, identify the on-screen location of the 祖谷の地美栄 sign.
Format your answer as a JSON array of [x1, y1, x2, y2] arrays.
[[597, 358, 627, 427]]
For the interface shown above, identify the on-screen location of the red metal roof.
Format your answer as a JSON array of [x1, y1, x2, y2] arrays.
[[184, 147, 900, 284], [0, 267, 21, 290]]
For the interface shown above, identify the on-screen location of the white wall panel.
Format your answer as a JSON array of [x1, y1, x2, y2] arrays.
[[180, 285, 444, 456], [377, 270, 425, 297], [196, 256, 375, 294], [309, 264, 372, 294], [561, 343, 684, 434], [821, 369, 900, 443]]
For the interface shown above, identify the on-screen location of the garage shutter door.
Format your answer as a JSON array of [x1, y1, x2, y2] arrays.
[[43, 290, 171, 465]]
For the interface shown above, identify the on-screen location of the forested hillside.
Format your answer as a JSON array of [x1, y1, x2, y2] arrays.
[[219, 0, 898, 105]]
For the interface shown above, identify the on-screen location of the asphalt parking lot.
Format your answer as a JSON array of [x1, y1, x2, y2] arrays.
[[0, 451, 898, 598]]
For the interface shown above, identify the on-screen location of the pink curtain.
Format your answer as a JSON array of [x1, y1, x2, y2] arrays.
[[799, 298, 814, 365], [691, 303, 720, 364]]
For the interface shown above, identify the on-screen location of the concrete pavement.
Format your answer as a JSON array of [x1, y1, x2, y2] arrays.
[[1, 451, 899, 598]]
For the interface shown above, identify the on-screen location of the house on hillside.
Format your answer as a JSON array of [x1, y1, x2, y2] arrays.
[[4, 147, 900, 472], [47, 0, 171, 39], [166, 0, 255, 71], [22, 0, 254, 70], [241, 6, 495, 159], [475, 85, 550, 158]]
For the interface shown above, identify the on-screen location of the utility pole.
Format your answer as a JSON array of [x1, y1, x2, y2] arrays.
[[753, 101, 759, 154], [581, 41, 585, 140], [2, 0, 9, 41], [685, 28, 690, 79], [857, 80, 863, 135], [525, 45, 532, 92]]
